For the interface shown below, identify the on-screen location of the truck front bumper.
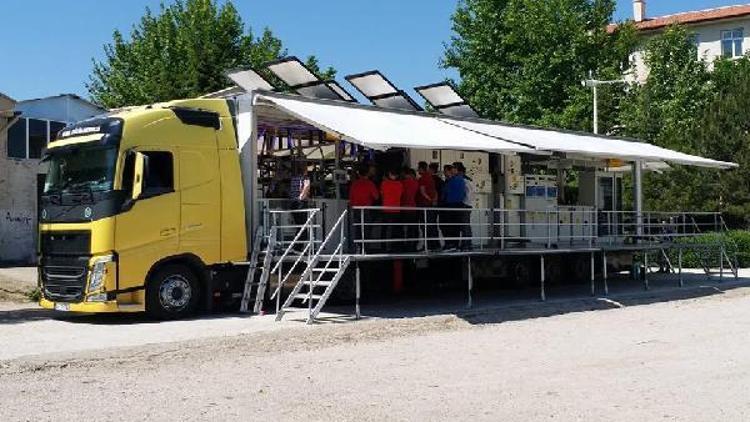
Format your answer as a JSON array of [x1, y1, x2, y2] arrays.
[[39, 298, 145, 313]]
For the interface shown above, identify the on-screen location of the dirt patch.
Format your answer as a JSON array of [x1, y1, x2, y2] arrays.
[[0, 267, 37, 302]]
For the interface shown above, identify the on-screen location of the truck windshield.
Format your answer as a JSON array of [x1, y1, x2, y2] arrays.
[[43, 146, 118, 194]]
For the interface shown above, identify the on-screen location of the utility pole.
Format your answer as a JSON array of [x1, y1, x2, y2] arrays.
[[582, 72, 627, 135]]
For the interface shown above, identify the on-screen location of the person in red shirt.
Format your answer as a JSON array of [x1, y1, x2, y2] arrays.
[[417, 161, 439, 251], [349, 166, 379, 207], [349, 166, 379, 252], [401, 167, 420, 251], [380, 169, 403, 252]]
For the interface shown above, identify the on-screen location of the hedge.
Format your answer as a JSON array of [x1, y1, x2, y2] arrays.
[[671, 230, 750, 269]]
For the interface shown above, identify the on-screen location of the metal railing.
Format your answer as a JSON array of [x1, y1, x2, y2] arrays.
[[350, 206, 726, 255], [597, 211, 724, 245], [267, 208, 320, 311], [275, 209, 350, 320]]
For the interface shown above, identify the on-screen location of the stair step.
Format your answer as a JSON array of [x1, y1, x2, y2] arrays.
[[294, 293, 323, 301], [303, 280, 333, 287], [312, 268, 339, 273]]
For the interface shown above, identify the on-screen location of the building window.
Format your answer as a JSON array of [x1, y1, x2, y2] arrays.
[[28, 119, 48, 159], [721, 28, 744, 58], [6, 118, 67, 159], [7, 118, 27, 158]]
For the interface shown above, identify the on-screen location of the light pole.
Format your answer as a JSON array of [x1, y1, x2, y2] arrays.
[[582, 75, 642, 238], [581, 75, 627, 135]]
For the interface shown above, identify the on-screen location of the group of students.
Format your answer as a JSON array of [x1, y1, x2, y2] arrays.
[[349, 161, 474, 252]]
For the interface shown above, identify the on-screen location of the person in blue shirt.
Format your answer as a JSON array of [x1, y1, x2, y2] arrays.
[[443, 165, 466, 250], [453, 162, 473, 250]]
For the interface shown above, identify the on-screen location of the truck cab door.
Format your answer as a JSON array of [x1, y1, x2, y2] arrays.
[[115, 149, 180, 291]]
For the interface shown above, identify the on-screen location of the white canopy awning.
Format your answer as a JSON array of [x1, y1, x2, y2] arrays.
[[441, 118, 737, 169], [251, 92, 736, 170], [256, 93, 535, 154]]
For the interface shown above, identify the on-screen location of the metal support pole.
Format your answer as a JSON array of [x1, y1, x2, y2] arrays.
[[466, 256, 473, 309], [634, 160, 643, 239], [540, 255, 546, 302], [360, 208, 366, 255], [355, 261, 361, 320], [590, 251, 596, 296], [334, 140, 341, 201], [500, 210, 506, 250], [719, 244, 724, 282], [423, 208, 429, 253], [593, 84, 599, 135], [643, 251, 649, 290], [602, 251, 609, 296], [546, 210, 552, 249], [276, 258, 282, 314], [678, 247, 683, 287]]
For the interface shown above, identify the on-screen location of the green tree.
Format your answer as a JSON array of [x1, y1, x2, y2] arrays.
[[443, 0, 636, 131], [88, 0, 333, 108], [696, 57, 750, 225], [618, 26, 719, 214]]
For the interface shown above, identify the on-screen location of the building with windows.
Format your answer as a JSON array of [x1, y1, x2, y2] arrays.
[[1, 94, 105, 264], [609, 1, 750, 82]]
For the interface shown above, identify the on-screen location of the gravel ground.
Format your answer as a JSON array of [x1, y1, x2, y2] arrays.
[[1, 271, 749, 421]]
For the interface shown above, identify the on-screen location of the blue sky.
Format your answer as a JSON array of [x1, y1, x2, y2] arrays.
[[0, 0, 743, 102]]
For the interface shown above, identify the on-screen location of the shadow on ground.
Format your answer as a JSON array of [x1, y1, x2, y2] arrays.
[[316, 271, 748, 326], [1, 271, 746, 327]]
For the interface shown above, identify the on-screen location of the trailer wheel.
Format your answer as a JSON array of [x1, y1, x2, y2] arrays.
[[146, 264, 200, 320]]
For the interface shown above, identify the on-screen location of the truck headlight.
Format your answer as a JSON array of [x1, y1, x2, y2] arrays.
[[88, 255, 113, 293]]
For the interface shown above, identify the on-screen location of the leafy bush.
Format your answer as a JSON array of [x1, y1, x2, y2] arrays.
[[673, 230, 750, 268]]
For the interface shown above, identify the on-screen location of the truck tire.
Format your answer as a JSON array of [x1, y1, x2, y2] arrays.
[[146, 264, 200, 320]]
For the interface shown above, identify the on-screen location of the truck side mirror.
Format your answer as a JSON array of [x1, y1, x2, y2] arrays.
[[132, 151, 146, 200]]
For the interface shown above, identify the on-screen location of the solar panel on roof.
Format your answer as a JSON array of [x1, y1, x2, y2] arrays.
[[266, 57, 319, 87], [264, 56, 356, 102], [415, 82, 479, 118], [345, 70, 422, 111], [225, 67, 276, 92]]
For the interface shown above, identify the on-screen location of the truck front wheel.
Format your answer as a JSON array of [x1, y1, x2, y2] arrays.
[[146, 264, 200, 319]]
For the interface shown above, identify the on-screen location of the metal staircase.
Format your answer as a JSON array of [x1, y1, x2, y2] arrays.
[[686, 215, 739, 279], [239, 227, 277, 313], [274, 210, 350, 324]]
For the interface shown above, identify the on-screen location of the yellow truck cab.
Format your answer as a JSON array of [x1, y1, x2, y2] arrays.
[[38, 99, 247, 318]]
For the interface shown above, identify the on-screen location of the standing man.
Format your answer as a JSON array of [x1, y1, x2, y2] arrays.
[[430, 162, 444, 203], [417, 161, 439, 251], [380, 169, 404, 252], [349, 165, 380, 252], [442, 164, 465, 251], [453, 162, 473, 250]]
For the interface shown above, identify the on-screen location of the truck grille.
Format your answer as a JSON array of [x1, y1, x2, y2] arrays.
[[42, 265, 88, 302], [39, 231, 91, 302]]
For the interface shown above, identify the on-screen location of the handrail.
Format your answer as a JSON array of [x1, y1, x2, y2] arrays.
[[268, 209, 319, 301], [293, 210, 349, 292], [270, 242, 311, 300], [350, 206, 724, 253], [270, 209, 318, 275]]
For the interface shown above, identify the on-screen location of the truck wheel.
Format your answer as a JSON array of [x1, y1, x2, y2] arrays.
[[146, 265, 200, 320]]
